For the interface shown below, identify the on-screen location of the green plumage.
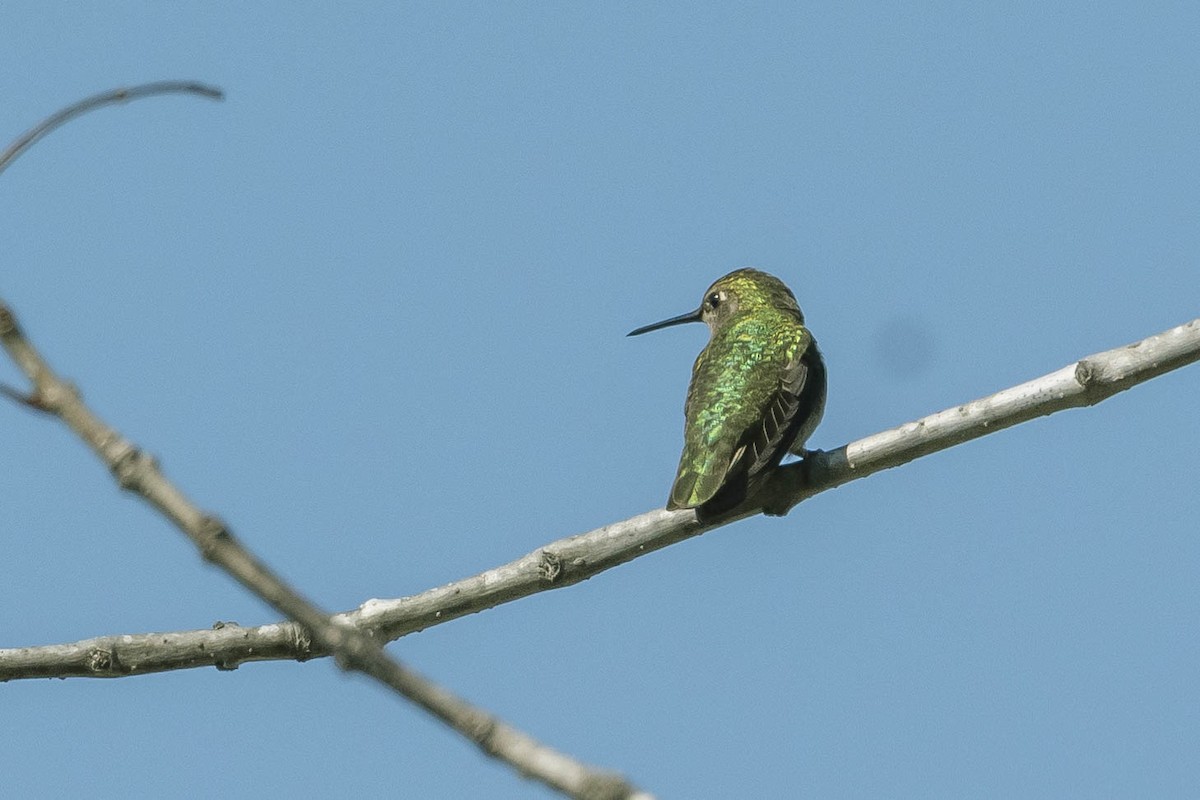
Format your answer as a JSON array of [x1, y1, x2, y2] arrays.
[[629, 268, 826, 516]]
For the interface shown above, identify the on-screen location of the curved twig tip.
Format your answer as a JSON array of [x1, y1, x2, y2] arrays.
[[0, 80, 225, 178], [122, 80, 224, 102]]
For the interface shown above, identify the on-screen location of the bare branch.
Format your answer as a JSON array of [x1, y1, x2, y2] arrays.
[[5, 316, 1197, 681], [0, 297, 647, 800], [0, 81, 223, 178], [0, 84, 648, 799]]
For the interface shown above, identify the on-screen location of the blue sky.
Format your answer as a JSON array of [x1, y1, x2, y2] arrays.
[[3, 4, 1198, 798]]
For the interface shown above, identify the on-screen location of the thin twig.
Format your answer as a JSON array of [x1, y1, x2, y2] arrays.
[[0, 298, 647, 800], [0, 87, 648, 800], [4, 316, 1197, 681], [0, 81, 223, 178]]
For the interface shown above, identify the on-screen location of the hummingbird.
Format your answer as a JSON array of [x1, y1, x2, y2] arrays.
[[628, 268, 826, 517]]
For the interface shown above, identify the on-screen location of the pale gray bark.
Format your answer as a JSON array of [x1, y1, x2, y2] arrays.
[[0, 84, 649, 800], [6, 316, 1196, 684]]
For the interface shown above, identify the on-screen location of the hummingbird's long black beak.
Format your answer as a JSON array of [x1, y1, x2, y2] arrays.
[[627, 307, 704, 337]]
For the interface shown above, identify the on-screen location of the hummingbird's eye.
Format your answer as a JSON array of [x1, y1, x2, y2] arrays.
[[705, 292, 721, 310]]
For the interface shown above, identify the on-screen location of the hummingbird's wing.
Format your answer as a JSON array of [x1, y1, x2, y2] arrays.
[[733, 348, 810, 479], [668, 331, 815, 511]]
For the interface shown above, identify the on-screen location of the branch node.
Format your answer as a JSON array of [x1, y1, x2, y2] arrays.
[[289, 622, 315, 662], [538, 550, 563, 583], [0, 382, 50, 413], [110, 446, 154, 490], [1075, 359, 1098, 389], [577, 774, 641, 800], [0, 304, 17, 336], [87, 647, 114, 674], [464, 712, 499, 751], [196, 515, 232, 562]]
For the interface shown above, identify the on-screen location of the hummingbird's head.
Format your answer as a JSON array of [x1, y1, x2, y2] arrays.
[[627, 268, 803, 338]]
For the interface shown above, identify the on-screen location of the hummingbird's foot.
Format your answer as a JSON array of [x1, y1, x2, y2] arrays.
[[761, 449, 824, 516]]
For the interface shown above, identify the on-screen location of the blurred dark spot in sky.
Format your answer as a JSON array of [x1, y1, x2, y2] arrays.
[[869, 315, 938, 380]]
